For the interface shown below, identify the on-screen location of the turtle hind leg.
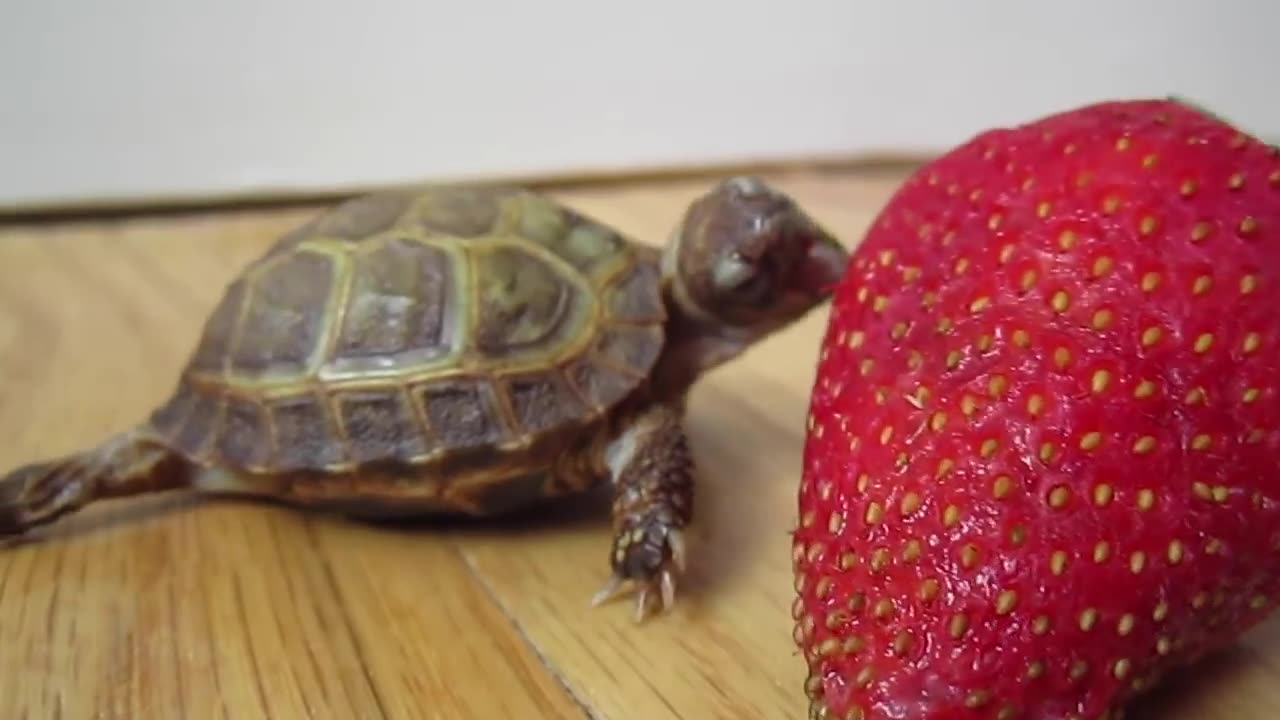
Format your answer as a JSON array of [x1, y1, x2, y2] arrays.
[[0, 428, 192, 538], [590, 400, 694, 622]]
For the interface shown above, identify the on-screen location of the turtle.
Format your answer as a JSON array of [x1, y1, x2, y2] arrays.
[[0, 175, 848, 619]]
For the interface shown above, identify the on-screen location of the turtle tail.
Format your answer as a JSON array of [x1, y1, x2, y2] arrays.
[[0, 427, 192, 538]]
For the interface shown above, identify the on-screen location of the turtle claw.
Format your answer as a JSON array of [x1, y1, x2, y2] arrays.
[[591, 528, 686, 623], [668, 528, 688, 574], [590, 574, 629, 608], [662, 567, 677, 606], [590, 567, 681, 623], [632, 567, 680, 622], [633, 586, 652, 623]]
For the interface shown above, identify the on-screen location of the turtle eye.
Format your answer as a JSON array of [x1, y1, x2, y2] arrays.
[[712, 251, 756, 292], [720, 251, 773, 304]]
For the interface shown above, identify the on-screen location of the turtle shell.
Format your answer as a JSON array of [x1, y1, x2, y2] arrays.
[[147, 185, 667, 511]]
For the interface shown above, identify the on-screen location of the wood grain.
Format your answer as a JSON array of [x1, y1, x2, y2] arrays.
[[0, 168, 1277, 720]]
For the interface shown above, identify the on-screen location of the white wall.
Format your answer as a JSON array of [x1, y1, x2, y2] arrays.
[[1, 0, 1276, 210]]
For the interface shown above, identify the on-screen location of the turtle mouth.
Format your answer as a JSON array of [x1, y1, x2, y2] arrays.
[[793, 235, 849, 296]]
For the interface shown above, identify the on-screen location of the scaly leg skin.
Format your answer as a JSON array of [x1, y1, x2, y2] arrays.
[[0, 428, 190, 539], [590, 400, 694, 622]]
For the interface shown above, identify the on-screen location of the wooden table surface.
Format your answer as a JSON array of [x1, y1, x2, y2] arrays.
[[1, 168, 1278, 720]]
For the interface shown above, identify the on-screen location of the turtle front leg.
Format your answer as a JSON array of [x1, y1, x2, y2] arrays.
[[590, 400, 694, 622]]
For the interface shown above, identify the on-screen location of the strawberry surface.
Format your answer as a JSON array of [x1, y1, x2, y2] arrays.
[[793, 99, 1280, 720]]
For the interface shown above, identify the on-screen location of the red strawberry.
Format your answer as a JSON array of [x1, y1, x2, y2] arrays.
[[793, 98, 1280, 720]]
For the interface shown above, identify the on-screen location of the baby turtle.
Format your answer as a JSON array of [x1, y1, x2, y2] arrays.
[[0, 176, 847, 620]]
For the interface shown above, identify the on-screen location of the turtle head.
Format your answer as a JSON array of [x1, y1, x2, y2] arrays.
[[664, 175, 849, 336]]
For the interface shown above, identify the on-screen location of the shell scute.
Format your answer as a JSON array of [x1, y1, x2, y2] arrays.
[[471, 244, 584, 357], [216, 396, 271, 468], [150, 383, 198, 439], [409, 185, 510, 238], [499, 194, 631, 277], [188, 278, 247, 373], [334, 389, 432, 464], [605, 260, 665, 324], [415, 377, 513, 452], [506, 192, 571, 244], [231, 250, 335, 378], [565, 356, 640, 412], [556, 220, 628, 274], [593, 325, 664, 376], [333, 238, 456, 365], [267, 191, 415, 257], [172, 391, 220, 459], [504, 372, 591, 437], [269, 392, 345, 470], [310, 192, 414, 240]]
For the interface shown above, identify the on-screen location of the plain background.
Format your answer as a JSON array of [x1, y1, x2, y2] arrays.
[[1, 0, 1276, 210]]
